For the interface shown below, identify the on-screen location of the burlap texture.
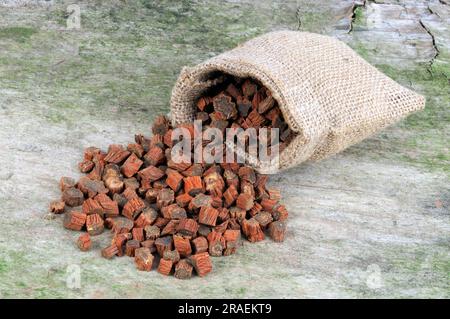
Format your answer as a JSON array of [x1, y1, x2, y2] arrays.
[[170, 31, 425, 173]]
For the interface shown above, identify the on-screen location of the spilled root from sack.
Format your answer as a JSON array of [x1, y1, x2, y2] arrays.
[[49, 77, 291, 279]]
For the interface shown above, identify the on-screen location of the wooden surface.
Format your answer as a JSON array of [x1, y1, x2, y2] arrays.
[[0, 0, 448, 298]]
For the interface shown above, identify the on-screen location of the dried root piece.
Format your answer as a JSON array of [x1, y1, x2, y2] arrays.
[[223, 185, 238, 207], [166, 169, 184, 192], [134, 207, 158, 228], [174, 259, 193, 280], [59, 177, 76, 192], [155, 236, 173, 257], [273, 204, 289, 221], [63, 211, 86, 231], [78, 177, 108, 198], [134, 247, 154, 271], [86, 213, 104, 236], [158, 258, 173, 276], [254, 211, 273, 228], [79, 160, 94, 173], [111, 217, 134, 234], [122, 197, 146, 220], [126, 240, 140, 257], [162, 221, 179, 236], [144, 146, 165, 166], [104, 145, 130, 164], [176, 193, 192, 208], [207, 231, 225, 257], [132, 227, 144, 242], [236, 193, 254, 211], [102, 245, 119, 259], [82, 198, 103, 215], [213, 93, 237, 120], [62, 187, 84, 207], [242, 79, 257, 98], [156, 188, 175, 209], [223, 229, 240, 256], [163, 250, 181, 264], [127, 143, 144, 158], [199, 206, 219, 226], [138, 165, 165, 183], [173, 235, 192, 257], [268, 221, 287, 242], [191, 236, 208, 254], [176, 219, 199, 237], [95, 193, 119, 217], [190, 252, 213, 277], [77, 233, 91, 251], [50, 200, 65, 214], [121, 153, 143, 178], [184, 176, 204, 196], [241, 218, 265, 243], [152, 115, 170, 135]]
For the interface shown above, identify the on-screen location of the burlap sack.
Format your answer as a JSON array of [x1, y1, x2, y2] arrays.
[[170, 31, 425, 173]]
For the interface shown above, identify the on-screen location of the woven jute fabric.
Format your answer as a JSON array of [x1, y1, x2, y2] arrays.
[[170, 31, 425, 173]]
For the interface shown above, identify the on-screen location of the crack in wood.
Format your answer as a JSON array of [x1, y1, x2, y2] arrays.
[[348, 0, 366, 34], [295, 7, 302, 31], [348, 0, 441, 73], [419, 14, 440, 74]]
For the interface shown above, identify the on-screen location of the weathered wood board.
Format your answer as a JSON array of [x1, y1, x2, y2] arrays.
[[0, 0, 448, 298]]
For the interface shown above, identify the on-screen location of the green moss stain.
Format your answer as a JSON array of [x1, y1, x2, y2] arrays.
[[431, 58, 450, 79], [0, 26, 38, 43], [389, 248, 450, 294], [352, 42, 371, 60], [236, 287, 247, 296], [297, 11, 332, 33], [353, 7, 364, 25], [0, 257, 8, 274], [0, 248, 75, 298]]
